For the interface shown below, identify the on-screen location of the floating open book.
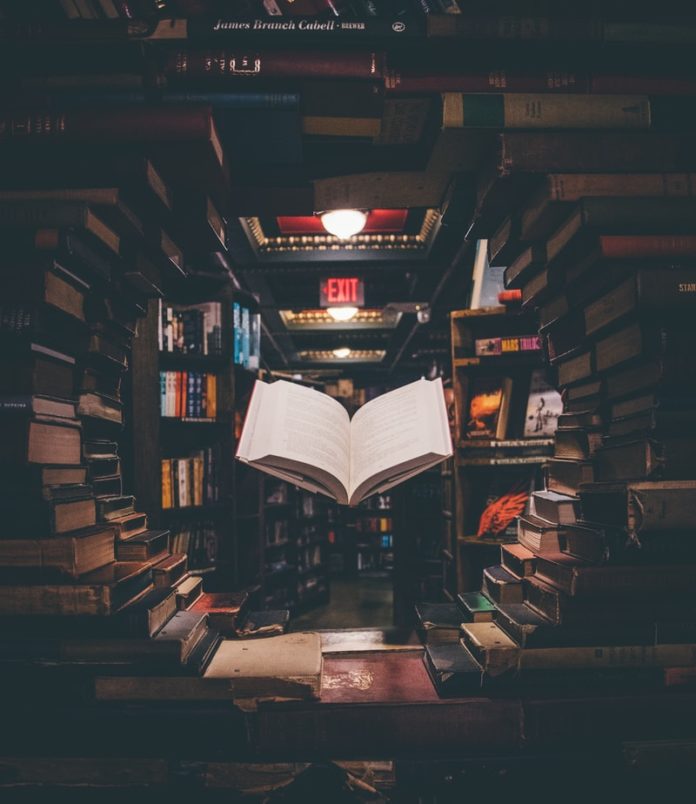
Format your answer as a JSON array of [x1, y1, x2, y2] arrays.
[[236, 378, 452, 506]]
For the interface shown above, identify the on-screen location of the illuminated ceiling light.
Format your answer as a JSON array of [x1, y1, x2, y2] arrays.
[[320, 209, 368, 240], [326, 306, 359, 322], [332, 347, 352, 359]]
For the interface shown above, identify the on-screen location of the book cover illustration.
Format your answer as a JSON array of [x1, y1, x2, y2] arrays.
[[477, 477, 532, 540], [523, 368, 563, 437], [466, 376, 506, 438]]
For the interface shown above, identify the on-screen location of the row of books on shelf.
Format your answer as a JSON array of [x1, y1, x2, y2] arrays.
[[356, 549, 393, 573], [169, 520, 219, 574], [161, 448, 221, 509], [355, 516, 392, 534], [358, 533, 393, 549], [357, 492, 392, 511], [159, 369, 217, 420], [232, 302, 261, 371], [158, 300, 223, 356], [265, 482, 321, 518]]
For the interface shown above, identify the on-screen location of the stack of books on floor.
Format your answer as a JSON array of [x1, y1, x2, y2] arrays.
[[0, 226, 226, 685], [0, 105, 243, 693], [420, 143, 696, 697]]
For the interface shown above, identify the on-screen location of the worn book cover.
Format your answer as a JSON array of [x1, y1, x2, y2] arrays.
[[204, 632, 322, 700]]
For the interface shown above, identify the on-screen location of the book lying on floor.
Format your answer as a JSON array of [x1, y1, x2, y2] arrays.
[[203, 632, 322, 701], [236, 378, 452, 505]]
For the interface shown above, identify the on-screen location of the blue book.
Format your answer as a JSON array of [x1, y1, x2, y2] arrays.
[[248, 312, 261, 370], [35, 91, 300, 110], [241, 307, 250, 370], [159, 371, 166, 416], [232, 303, 242, 365]]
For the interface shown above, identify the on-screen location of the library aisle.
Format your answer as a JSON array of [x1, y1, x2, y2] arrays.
[[291, 576, 393, 630], [2, 3, 696, 800]]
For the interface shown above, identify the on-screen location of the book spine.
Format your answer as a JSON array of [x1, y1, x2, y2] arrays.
[[0, 202, 90, 228], [0, 19, 134, 42], [444, 94, 651, 129], [161, 459, 171, 509], [0, 396, 36, 413], [545, 172, 696, 201], [195, 372, 203, 418], [628, 485, 696, 533], [427, 16, 604, 40], [187, 17, 424, 40], [497, 132, 696, 176], [27, 90, 302, 109], [166, 49, 384, 80], [599, 235, 696, 259], [0, 106, 212, 142], [187, 371, 195, 419], [521, 643, 696, 670], [386, 69, 589, 94], [178, 459, 187, 508], [591, 75, 696, 95]]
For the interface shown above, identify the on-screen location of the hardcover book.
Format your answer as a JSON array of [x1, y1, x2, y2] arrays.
[[237, 378, 452, 505], [457, 591, 497, 622], [482, 564, 524, 604], [578, 481, 696, 534], [415, 602, 463, 643], [423, 642, 484, 697], [203, 632, 323, 700]]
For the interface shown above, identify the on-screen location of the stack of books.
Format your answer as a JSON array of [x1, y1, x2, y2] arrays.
[[422, 139, 696, 695], [0, 104, 237, 684]]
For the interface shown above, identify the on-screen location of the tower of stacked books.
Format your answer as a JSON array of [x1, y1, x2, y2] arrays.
[[0, 105, 243, 684], [423, 128, 696, 693]]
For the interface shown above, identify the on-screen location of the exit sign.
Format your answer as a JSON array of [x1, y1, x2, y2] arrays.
[[320, 277, 365, 308]]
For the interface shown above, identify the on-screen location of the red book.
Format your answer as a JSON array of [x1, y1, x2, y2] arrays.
[[190, 591, 249, 635], [591, 75, 696, 95], [165, 50, 384, 81], [385, 69, 589, 94], [498, 289, 522, 304], [598, 235, 696, 259], [321, 652, 439, 705], [0, 105, 220, 150]]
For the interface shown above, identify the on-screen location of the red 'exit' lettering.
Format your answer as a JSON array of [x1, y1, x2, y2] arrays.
[[327, 277, 358, 303], [320, 277, 364, 307]]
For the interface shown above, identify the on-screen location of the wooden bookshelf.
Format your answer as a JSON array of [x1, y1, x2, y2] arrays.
[[128, 283, 254, 588], [237, 475, 331, 612], [450, 306, 554, 592]]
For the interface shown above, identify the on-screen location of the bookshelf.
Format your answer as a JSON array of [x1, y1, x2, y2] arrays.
[[128, 283, 261, 587], [450, 306, 556, 593], [235, 473, 331, 612]]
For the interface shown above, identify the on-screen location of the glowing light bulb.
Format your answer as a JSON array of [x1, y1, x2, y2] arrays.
[[320, 210, 367, 240], [326, 306, 359, 322], [332, 347, 352, 359]]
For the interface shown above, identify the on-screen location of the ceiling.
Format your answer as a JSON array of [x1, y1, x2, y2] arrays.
[[3, 2, 685, 383]]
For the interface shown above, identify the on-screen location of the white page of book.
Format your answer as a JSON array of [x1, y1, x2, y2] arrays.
[[245, 381, 351, 497], [349, 377, 451, 500]]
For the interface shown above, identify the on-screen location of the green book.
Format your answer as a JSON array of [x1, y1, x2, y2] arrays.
[[443, 93, 651, 129], [457, 591, 496, 622]]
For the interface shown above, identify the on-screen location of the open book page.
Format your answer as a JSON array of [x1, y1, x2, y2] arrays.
[[236, 380, 351, 503], [349, 377, 452, 505]]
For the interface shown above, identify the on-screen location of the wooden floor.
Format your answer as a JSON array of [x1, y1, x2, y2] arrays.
[[291, 576, 394, 630]]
